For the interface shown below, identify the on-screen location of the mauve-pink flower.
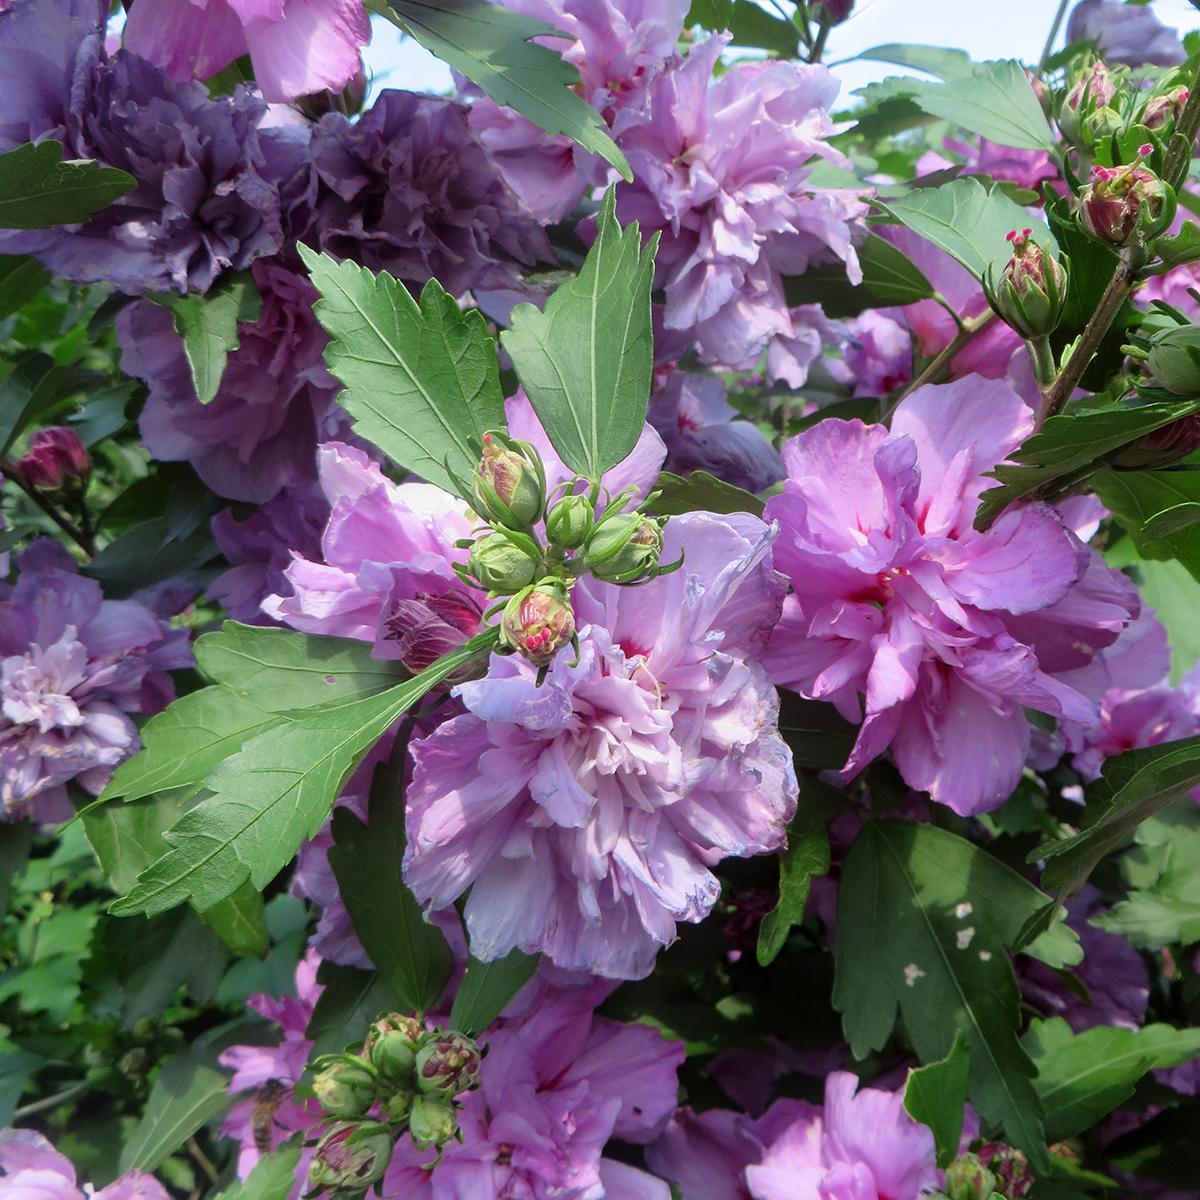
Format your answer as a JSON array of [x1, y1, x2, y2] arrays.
[[0, 1129, 170, 1200]]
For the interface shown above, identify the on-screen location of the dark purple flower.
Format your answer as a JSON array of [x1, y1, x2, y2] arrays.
[[1067, 0, 1185, 67]]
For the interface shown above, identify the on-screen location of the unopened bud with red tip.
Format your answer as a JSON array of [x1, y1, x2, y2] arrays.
[[1080, 159, 1175, 247], [1060, 60, 1117, 143], [364, 1013, 424, 1082], [17, 427, 90, 489], [414, 1032, 482, 1098], [499, 580, 576, 666], [311, 1053, 378, 1118], [306, 1121, 393, 1194], [473, 432, 545, 529], [977, 1142, 1032, 1199], [582, 514, 665, 583], [1142, 85, 1190, 133], [943, 1154, 997, 1200], [985, 229, 1068, 339]]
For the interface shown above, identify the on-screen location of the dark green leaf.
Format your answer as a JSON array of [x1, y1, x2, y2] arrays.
[[0, 354, 89, 455], [1033, 735, 1200, 895], [1026, 1018, 1200, 1141], [856, 43, 974, 79], [84, 517, 218, 597], [1150, 221, 1200, 272], [904, 1031, 970, 1166], [200, 881, 270, 959], [0, 822, 32, 918], [450, 949, 539, 1035], [0, 255, 48, 320], [82, 793, 184, 892], [328, 755, 454, 1014], [783, 231, 934, 316], [151, 273, 261, 405], [118, 1052, 230, 1173], [209, 1141, 303, 1200], [502, 188, 659, 481], [305, 963, 400, 1059], [0, 141, 134, 229], [300, 245, 505, 495], [976, 402, 1200, 530], [0, 1048, 44, 1126], [646, 470, 765, 518], [1095, 467, 1200, 581], [777, 691, 859, 770], [757, 781, 840, 967], [384, 0, 629, 178], [727, 0, 798, 55], [914, 60, 1056, 151], [685, 0, 733, 30]]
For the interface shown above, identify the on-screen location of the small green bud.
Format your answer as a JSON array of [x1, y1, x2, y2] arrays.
[[499, 581, 576, 666], [307, 1121, 393, 1194], [414, 1032, 482, 1098], [467, 532, 540, 594], [582, 514, 665, 583], [312, 1054, 379, 1119], [944, 1154, 997, 1200], [379, 1089, 413, 1125], [985, 229, 1067, 340], [473, 433, 545, 529], [545, 493, 593, 550], [1145, 324, 1200, 397], [408, 1095, 459, 1152], [364, 1013, 424, 1082]]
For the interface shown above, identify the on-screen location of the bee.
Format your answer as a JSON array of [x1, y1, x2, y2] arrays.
[[251, 1079, 290, 1155]]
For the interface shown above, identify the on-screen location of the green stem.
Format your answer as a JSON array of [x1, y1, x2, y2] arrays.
[[1038, 0, 1070, 71], [1, 463, 96, 556], [1163, 60, 1200, 188], [883, 310, 998, 419], [808, 11, 832, 64], [1028, 335, 1057, 390]]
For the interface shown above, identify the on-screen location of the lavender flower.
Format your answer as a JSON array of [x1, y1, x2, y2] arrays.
[[0, 542, 191, 823], [0, 1129, 170, 1200], [118, 261, 344, 503], [1066, 0, 1185, 67]]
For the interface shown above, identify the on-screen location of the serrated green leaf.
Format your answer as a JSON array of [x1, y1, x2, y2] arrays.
[[210, 1141, 303, 1200], [833, 820, 1077, 1171], [195, 622, 408, 711], [1026, 1018, 1200, 1141], [878, 177, 1052, 282], [976, 402, 1200, 530], [300, 245, 505, 495], [328, 755, 454, 1014], [450, 949, 539, 1035], [1095, 467, 1200, 581], [685, 0, 733, 30], [856, 43, 975, 80], [110, 632, 498, 918], [904, 1031, 970, 1166], [502, 188, 658, 481], [151, 272, 261, 405], [200, 881, 270, 959], [305, 962, 400, 1059], [727, 0, 798, 55], [118, 1052, 230, 1173], [757, 782, 840, 967], [783, 231, 935, 316], [82, 793, 185, 892], [1033, 735, 1200, 896], [914, 60, 1056, 151], [0, 141, 134, 229], [645, 470, 765, 518], [384, 0, 629, 179]]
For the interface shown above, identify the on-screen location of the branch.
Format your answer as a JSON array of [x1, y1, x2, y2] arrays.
[[884, 310, 997, 418], [1, 463, 96, 556], [1038, 0, 1070, 72]]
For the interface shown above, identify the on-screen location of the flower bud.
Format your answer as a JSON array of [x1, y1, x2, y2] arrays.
[[307, 1121, 393, 1194], [473, 433, 544, 529], [1080, 162, 1174, 247], [1141, 85, 1189, 133], [812, 0, 853, 22], [499, 581, 576, 666], [1060, 60, 1116, 143], [1108, 413, 1200, 469], [414, 1032, 482, 1098], [545, 493, 593, 550], [17, 427, 90, 489], [1144, 324, 1200, 396], [980, 1143, 1033, 1198], [312, 1054, 378, 1118], [379, 1089, 413, 1124], [986, 229, 1068, 339], [364, 1013, 424, 1082], [582, 515, 665, 583], [944, 1154, 998, 1200], [408, 1095, 458, 1152], [467, 533, 539, 594]]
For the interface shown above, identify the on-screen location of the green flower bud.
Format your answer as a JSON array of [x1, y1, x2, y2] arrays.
[[379, 1089, 413, 1125], [1059, 60, 1117, 145], [944, 1154, 997, 1200], [364, 1013, 424, 1082], [1145, 324, 1200, 397], [985, 229, 1067, 339], [414, 1032, 482, 1098], [582, 514, 665, 583], [408, 1095, 459, 1152], [473, 433, 545, 529], [499, 581, 576, 666], [545, 493, 593, 550], [307, 1121, 393, 1194], [312, 1054, 379, 1119], [467, 532, 540, 594], [1080, 161, 1175, 248]]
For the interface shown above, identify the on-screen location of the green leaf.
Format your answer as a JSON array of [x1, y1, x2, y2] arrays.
[[757, 781, 840, 967], [195, 622, 408, 711], [1150, 221, 1200, 272], [904, 1032, 970, 1166], [777, 691, 859, 771], [200, 881, 270, 959], [856, 43, 975, 79], [914, 60, 1057, 151], [209, 1141, 303, 1200], [1033, 735, 1200, 896], [646, 470, 765, 518], [118, 1052, 230, 1173], [110, 632, 498, 918], [1095, 467, 1200, 581], [300, 244, 505, 495], [0, 354, 89, 455], [328, 755, 454, 1014], [0, 822, 32, 918], [82, 793, 184, 893], [727, 0, 798, 55], [0, 141, 135, 229], [502, 187, 659, 481], [384, 0, 629, 179], [0, 255, 48, 320], [878, 177, 1051, 282], [976, 401, 1200, 531], [685, 0, 733, 30], [783, 231, 934, 316], [833, 820, 1079, 1171], [450, 949, 539, 1035], [151, 273, 261, 405], [1026, 1018, 1200, 1141], [84, 516, 218, 597], [305, 963, 400, 1059]]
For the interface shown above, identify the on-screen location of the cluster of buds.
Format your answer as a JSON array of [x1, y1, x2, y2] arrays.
[[14, 426, 90, 491], [937, 1142, 1032, 1200], [984, 229, 1068, 341], [1058, 59, 1121, 148], [304, 1014, 483, 1195], [457, 430, 679, 673], [1079, 152, 1175, 249]]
